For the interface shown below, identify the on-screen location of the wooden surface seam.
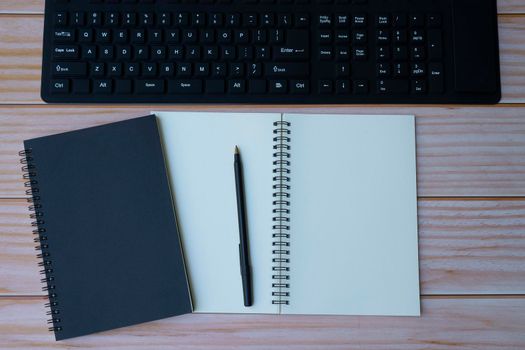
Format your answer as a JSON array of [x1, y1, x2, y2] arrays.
[[0, 3, 524, 349]]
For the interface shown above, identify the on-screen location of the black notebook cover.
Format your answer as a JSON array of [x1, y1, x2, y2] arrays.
[[22, 116, 192, 340]]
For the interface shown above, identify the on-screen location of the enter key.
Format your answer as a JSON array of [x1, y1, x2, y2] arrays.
[[273, 30, 309, 61]]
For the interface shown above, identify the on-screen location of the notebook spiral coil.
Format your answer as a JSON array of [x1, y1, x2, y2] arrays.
[[271, 121, 291, 306], [19, 149, 62, 334]]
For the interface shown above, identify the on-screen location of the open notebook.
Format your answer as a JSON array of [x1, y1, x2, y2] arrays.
[[155, 112, 420, 316]]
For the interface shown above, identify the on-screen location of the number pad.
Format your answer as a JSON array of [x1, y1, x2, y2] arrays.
[[374, 12, 443, 95]]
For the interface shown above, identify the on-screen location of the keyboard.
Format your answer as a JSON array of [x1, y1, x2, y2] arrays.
[[42, 0, 501, 104]]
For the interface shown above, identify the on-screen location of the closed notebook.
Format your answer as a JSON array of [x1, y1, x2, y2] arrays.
[[155, 111, 420, 316], [20, 116, 192, 340]]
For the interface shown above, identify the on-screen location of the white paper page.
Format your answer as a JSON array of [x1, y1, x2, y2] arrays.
[[282, 114, 420, 316], [155, 112, 280, 314]]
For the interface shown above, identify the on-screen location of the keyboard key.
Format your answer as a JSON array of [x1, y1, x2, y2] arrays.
[[410, 29, 425, 44], [290, 80, 309, 93], [51, 79, 69, 94], [336, 80, 350, 94], [169, 80, 203, 94], [352, 47, 367, 60], [336, 63, 350, 77], [295, 14, 310, 28], [318, 15, 332, 27], [55, 12, 67, 26], [376, 15, 390, 27], [137, 80, 164, 94], [429, 63, 444, 93], [52, 62, 87, 77], [377, 79, 409, 94], [93, 79, 112, 94], [394, 63, 409, 77], [206, 80, 226, 94], [115, 80, 132, 94], [393, 46, 408, 61], [269, 80, 287, 93], [229, 80, 246, 93], [265, 63, 309, 77], [249, 79, 267, 93], [427, 14, 442, 27], [411, 63, 426, 77], [319, 47, 333, 60], [409, 14, 425, 27], [392, 14, 407, 27], [54, 29, 75, 42], [411, 79, 426, 94], [428, 30, 443, 60], [53, 45, 80, 59], [318, 80, 332, 93], [352, 14, 367, 27], [353, 80, 368, 94], [72, 79, 90, 94], [377, 63, 390, 77], [273, 30, 309, 61]]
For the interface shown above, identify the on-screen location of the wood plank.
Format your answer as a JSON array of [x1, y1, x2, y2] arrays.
[[0, 297, 524, 349], [0, 16, 525, 104], [1, 106, 524, 198], [419, 199, 525, 295], [0, 0, 524, 14], [0, 16, 42, 104], [500, 15, 525, 103], [2, 198, 524, 296]]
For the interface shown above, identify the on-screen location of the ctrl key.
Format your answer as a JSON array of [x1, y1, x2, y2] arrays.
[[50, 79, 69, 94]]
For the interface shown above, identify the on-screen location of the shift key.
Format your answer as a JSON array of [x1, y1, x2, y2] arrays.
[[52, 62, 87, 77], [265, 63, 309, 77]]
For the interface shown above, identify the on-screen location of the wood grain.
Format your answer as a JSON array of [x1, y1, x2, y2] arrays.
[[0, 297, 524, 350], [0, 0, 524, 14], [1, 106, 524, 198], [0, 16, 525, 104], [0, 4, 524, 349], [1, 198, 524, 296]]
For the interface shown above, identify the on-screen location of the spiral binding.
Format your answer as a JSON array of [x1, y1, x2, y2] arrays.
[[271, 120, 291, 306], [19, 149, 62, 334]]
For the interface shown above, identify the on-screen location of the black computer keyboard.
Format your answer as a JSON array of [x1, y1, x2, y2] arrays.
[[42, 0, 501, 104]]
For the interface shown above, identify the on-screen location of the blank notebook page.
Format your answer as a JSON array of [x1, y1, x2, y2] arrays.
[[155, 112, 279, 314], [283, 114, 420, 316]]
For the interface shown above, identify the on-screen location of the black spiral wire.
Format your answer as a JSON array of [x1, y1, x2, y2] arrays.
[[271, 121, 291, 306], [19, 149, 62, 333]]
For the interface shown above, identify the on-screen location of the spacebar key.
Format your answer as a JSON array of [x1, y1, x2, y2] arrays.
[[168, 80, 203, 94], [136, 80, 165, 94]]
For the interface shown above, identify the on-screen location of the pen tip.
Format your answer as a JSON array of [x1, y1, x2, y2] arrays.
[[235, 145, 239, 154]]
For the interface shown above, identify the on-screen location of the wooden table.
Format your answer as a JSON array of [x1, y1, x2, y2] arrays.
[[1, 1, 524, 349]]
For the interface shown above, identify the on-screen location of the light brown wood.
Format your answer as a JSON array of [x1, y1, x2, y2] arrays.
[[0, 0, 524, 14], [0, 297, 524, 349], [2, 198, 524, 296], [1, 106, 524, 198], [0, 16, 525, 104], [0, 5, 524, 349]]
